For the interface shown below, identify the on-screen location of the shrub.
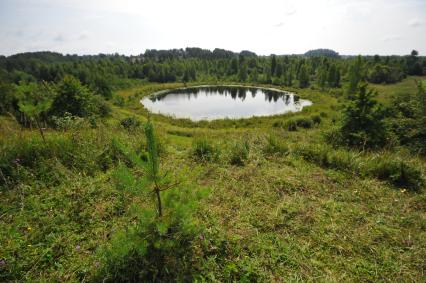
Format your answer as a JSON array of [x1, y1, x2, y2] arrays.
[[50, 75, 109, 118], [311, 115, 322, 125], [0, 134, 107, 189], [367, 157, 424, 191], [167, 130, 193, 137], [295, 117, 313, 128], [285, 119, 298, 131], [229, 140, 249, 166], [94, 184, 206, 282], [120, 117, 141, 131], [112, 95, 125, 107], [339, 84, 389, 149], [263, 135, 290, 156], [272, 121, 284, 128], [51, 112, 80, 131], [294, 144, 424, 190], [323, 126, 344, 147], [95, 123, 207, 281], [192, 138, 218, 162]]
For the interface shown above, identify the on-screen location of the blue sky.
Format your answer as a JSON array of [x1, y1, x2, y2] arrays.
[[0, 0, 425, 56]]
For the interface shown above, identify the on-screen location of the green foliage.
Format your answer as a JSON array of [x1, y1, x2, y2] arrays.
[[16, 82, 53, 138], [192, 137, 219, 162], [0, 132, 109, 189], [144, 120, 159, 183], [367, 64, 404, 84], [229, 140, 250, 166], [95, 183, 206, 282], [294, 117, 313, 129], [295, 144, 424, 190], [367, 157, 424, 191], [347, 55, 363, 94], [0, 82, 17, 114], [285, 116, 315, 131], [112, 94, 125, 107], [51, 112, 81, 131], [119, 117, 140, 131], [311, 115, 322, 125], [286, 119, 298, 131], [339, 84, 389, 148], [50, 75, 109, 118], [298, 64, 310, 88], [263, 134, 290, 156], [390, 81, 426, 154]]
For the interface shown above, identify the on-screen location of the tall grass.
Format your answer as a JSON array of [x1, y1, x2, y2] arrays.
[[294, 144, 424, 190]]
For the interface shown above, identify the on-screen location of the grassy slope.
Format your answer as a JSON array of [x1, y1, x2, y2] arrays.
[[1, 80, 425, 282]]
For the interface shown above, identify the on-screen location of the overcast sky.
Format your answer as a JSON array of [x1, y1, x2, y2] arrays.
[[0, 0, 425, 56]]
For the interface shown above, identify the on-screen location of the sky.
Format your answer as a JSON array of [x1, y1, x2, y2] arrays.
[[0, 0, 425, 56]]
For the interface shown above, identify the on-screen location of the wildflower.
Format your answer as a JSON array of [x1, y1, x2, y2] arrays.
[[27, 244, 32, 247], [0, 259, 6, 266], [400, 189, 407, 193], [27, 227, 32, 231], [76, 245, 81, 251]]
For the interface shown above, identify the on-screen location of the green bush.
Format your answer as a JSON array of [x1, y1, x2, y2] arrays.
[[192, 138, 219, 162], [367, 157, 424, 190], [311, 115, 322, 125], [50, 75, 109, 118], [339, 84, 389, 149], [295, 117, 313, 128], [284, 117, 314, 131], [0, 134, 107, 189], [295, 144, 424, 190], [229, 140, 250, 166], [94, 184, 206, 282], [285, 119, 298, 131], [272, 120, 284, 128], [263, 135, 290, 156], [112, 95, 125, 107], [120, 117, 140, 131]]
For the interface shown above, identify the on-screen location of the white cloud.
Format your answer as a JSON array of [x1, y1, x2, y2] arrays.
[[382, 35, 403, 42], [408, 18, 422, 27], [0, 0, 425, 56], [54, 34, 64, 42]]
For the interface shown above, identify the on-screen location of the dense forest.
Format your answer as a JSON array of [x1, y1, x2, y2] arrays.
[[1, 47, 426, 282]]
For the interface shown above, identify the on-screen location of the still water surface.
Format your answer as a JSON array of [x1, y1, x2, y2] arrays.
[[141, 86, 312, 121]]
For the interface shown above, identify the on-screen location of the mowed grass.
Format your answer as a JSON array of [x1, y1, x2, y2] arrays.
[[1, 80, 425, 281]]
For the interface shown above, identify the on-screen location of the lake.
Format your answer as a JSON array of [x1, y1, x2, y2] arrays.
[[141, 86, 312, 121]]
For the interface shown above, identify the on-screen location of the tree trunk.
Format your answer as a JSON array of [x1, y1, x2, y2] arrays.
[[155, 185, 162, 217], [35, 118, 46, 143]]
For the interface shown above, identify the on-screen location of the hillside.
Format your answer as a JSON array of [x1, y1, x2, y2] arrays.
[[1, 75, 426, 281]]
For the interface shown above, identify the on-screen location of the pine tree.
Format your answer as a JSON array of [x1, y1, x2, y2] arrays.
[[340, 84, 388, 148], [317, 66, 327, 89], [16, 82, 53, 142], [271, 55, 277, 76], [144, 120, 163, 216], [347, 55, 363, 94], [298, 64, 310, 88]]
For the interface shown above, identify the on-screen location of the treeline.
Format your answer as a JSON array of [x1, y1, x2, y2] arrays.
[[0, 48, 425, 133], [1, 48, 424, 89]]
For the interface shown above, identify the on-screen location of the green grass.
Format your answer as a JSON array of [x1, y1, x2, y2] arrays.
[[370, 75, 426, 103], [1, 79, 425, 282]]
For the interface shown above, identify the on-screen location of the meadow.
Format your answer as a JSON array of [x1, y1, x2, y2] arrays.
[[1, 75, 425, 282]]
